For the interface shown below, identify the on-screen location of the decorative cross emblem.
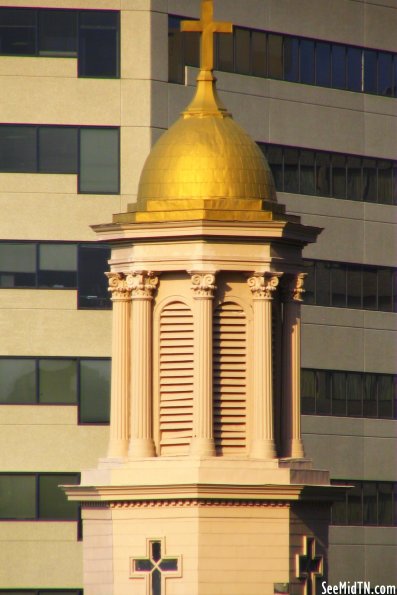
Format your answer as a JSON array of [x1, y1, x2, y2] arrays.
[[296, 536, 324, 595], [130, 538, 182, 595], [181, 0, 233, 72]]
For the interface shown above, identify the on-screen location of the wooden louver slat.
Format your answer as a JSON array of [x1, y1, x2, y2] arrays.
[[159, 301, 194, 455], [213, 302, 247, 454]]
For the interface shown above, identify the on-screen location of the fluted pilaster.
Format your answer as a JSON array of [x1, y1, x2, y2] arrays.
[[248, 273, 280, 459], [106, 272, 131, 460], [190, 272, 216, 457], [127, 271, 158, 459], [281, 273, 306, 459]]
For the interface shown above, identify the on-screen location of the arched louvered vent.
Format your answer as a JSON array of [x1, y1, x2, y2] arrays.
[[213, 301, 247, 454], [159, 301, 194, 455]]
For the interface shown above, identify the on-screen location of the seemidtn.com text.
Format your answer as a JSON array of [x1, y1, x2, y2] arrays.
[[322, 583, 396, 595]]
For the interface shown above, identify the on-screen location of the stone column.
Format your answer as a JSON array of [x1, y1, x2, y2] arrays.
[[281, 273, 306, 459], [190, 272, 216, 457], [127, 271, 158, 459], [106, 272, 131, 460], [247, 273, 280, 459]]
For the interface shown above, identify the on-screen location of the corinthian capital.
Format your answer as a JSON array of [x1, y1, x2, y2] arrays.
[[190, 272, 216, 298], [106, 272, 131, 301], [247, 273, 281, 300], [281, 273, 306, 303], [126, 271, 158, 299]]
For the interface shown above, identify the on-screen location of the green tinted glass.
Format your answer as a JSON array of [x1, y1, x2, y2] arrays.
[[0, 475, 36, 519], [39, 359, 77, 404], [39, 474, 79, 520], [0, 358, 36, 403], [79, 359, 110, 423]]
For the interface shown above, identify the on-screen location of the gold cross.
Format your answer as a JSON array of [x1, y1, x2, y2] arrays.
[[181, 0, 233, 72]]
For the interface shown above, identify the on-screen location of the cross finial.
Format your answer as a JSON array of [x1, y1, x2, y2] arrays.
[[181, 0, 233, 73]]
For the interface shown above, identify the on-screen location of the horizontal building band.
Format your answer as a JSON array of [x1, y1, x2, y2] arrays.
[[331, 480, 397, 527], [169, 16, 397, 98], [260, 143, 397, 206], [0, 357, 110, 424], [303, 259, 397, 312], [302, 369, 396, 419], [0, 242, 110, 309], [0, 125, 120, 194], [0, 8, 119, 78]]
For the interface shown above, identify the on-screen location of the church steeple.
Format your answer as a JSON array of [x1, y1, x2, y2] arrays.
[[65, 3, 338, 593]]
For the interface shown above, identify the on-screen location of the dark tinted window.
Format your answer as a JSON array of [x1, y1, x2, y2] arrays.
[[300, 149, 315, 195], [364, 49, 377, 93], [39, 474, 80, 519], [332, 45, 346, 89], [332, 154, 346, 199], [300, 39, 315, 84], [378, 52, 393, 96], [0, 475, 36, 519], [78, 11, 119, 77], [347, 265, 362, 308], [316, 42, 331, 86], [38, 10, 77, 56], [80, 359, 111, 423], [316, 152, 330, 196], [283, 148, 299, 193], [252, 30, 266, 77], [284, 37, 299, 82], [0, 9, 36, 55], [0, 8, 119, 78], [363, 268, 377, 309], [362, 158, 377, 202], [78, 244, 110, 309], [268, 34, 283, 79], [0, 126, 36, 172], [217, 32, 234, 72], [347, 47, 362, 91], [39, 359, 77, 404], [235, 28, 250, 75], [331, 263, 346, 307], [347, 156, 362, 201], [0, 359, 35, 404], [378, 160, 393, 204], [38, 127, 78, 174]]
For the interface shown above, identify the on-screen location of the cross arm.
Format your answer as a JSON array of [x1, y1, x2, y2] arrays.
[[181, 21, 202, 32]]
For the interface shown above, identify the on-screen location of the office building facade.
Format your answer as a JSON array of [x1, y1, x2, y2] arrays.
[[0, 0, 396, 591]]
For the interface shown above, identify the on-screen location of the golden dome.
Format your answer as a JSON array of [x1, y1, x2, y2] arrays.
[[113, 3, 285, 225], [136, 111, 276, 205]]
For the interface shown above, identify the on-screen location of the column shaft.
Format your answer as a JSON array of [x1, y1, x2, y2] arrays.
[[106, 273, 131, 460], [127, 272, 158, 459], [190, 273, 216, 457], [248, 274, 279, 459], [282, 274, 305, 459]]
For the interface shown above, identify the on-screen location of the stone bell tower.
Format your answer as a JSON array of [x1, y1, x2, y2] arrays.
[[66, 2, 339, 594]]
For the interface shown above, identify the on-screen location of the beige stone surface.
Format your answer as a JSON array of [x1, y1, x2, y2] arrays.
[[0, 522, 83, 587], [0, 406, 108, 470], [0, 301, 111, 356]]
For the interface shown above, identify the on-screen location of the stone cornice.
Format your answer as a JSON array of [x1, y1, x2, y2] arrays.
[[63, 482, 342, 504], [92, 219, 322, 245]]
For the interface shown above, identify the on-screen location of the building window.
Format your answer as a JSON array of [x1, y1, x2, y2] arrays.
[[0, 8, 119, 78], [302, 369, 396, 419], [0, 242, 111, 309], [169, 17, 397, 99], [259, 143, 397, 205], [0, 357, 110, 424], [0, 125, 119, 194], [303, 260, 397, 312], [0, 473, 80, 520], [331, 481, 397, 526]]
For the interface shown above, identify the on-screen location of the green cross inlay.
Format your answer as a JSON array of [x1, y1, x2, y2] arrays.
[[296, 537, 324, 595], [131, 539, 180, 595]]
